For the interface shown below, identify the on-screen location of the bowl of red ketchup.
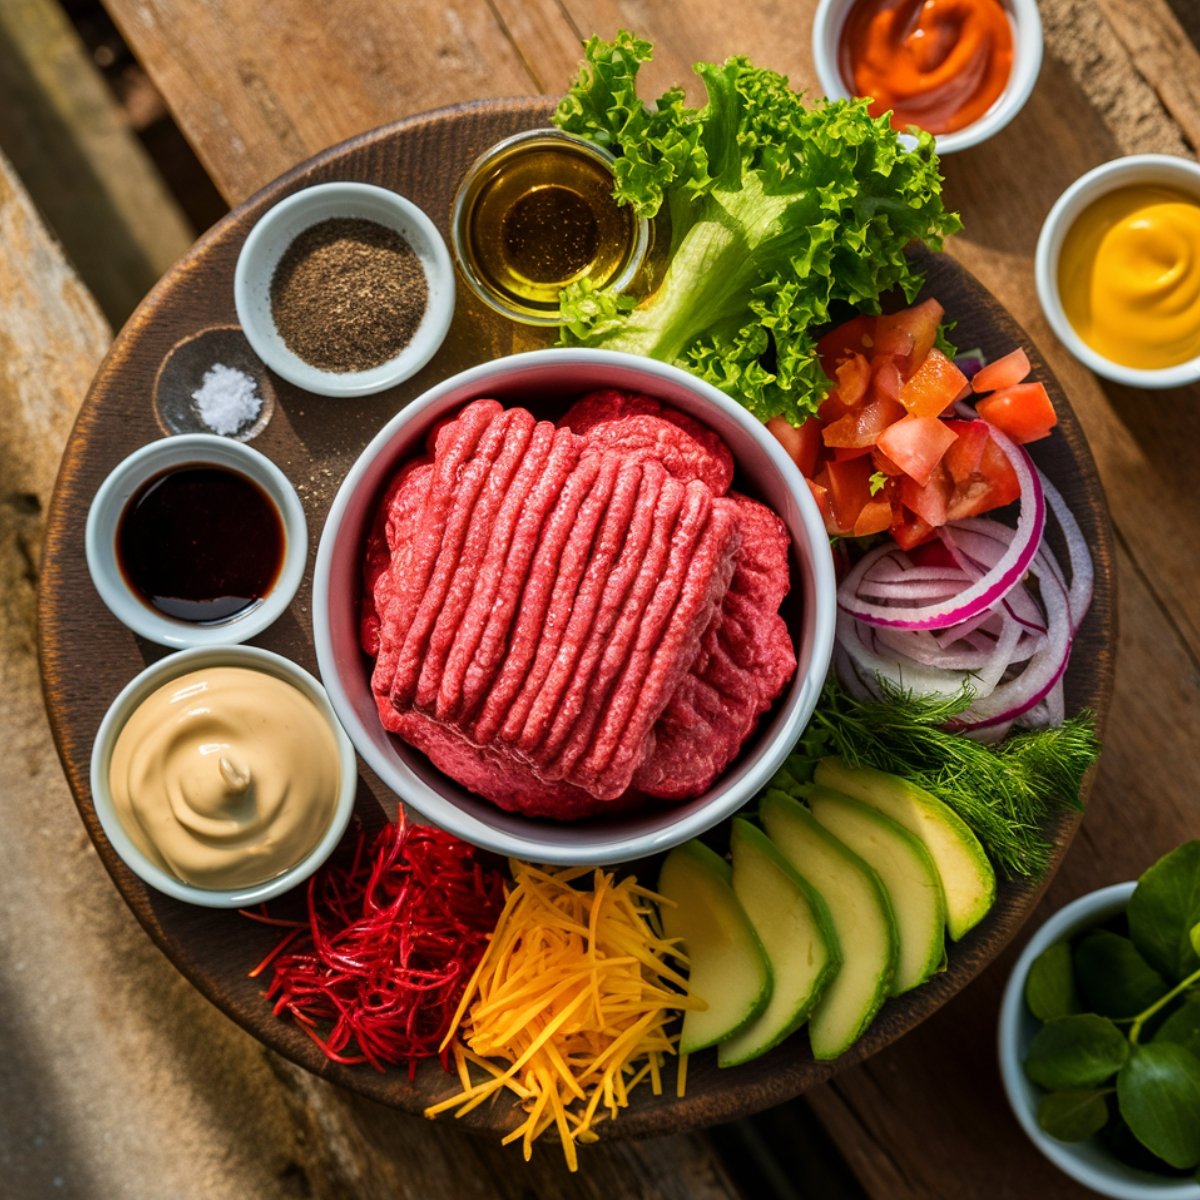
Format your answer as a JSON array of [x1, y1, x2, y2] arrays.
[[812, 0, 1043, 154]]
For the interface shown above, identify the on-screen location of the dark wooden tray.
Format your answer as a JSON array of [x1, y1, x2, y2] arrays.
[[38, 98, 1115, 1139]]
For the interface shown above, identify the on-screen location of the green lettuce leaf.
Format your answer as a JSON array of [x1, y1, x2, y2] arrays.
[[553, 32, 962, 424]]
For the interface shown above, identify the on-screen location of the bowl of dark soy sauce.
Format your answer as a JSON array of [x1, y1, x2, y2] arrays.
[[86, 434, 307, 648]]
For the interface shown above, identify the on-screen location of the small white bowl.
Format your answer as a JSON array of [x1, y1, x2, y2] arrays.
[[90, 644, 358, 908], [1035, 155, 1200, 389], [85, 433, 307, 648], [998, 881, 1200, 1200], [234, 181, 455, 397], [811, 0, 1043, 155], [312, 347, 836, 867]]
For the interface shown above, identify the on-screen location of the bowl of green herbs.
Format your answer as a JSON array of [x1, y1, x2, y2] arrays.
[[999, 842, 1200, 1199]]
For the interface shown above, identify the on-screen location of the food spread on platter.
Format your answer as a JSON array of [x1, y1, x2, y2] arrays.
[[1056, 184, 1200, 371], [117, 462, 284, 623], [359, 389, 796, 818], [109, 666, 342, 889], [838, 0, 1015, 136]]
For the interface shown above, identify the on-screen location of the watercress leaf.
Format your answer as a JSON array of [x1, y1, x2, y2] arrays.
[[1074, 930, 1170, 1019], [1037, 1089, 1109, 1142], [1155, 996, 1200, 1059], [1127, 840, 1200, 982], [1025, 1015, 1129, 1091], [1025, 941, 1081, 1022], [1117, 1043, 1200, 1169]]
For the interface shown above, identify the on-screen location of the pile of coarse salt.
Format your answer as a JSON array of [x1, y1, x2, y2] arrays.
[[192, 363, 263, 435]]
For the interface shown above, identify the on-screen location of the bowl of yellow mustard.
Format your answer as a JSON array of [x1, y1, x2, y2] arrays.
[[90, 645, 358, 908], [1036, 154, 1200, 389]]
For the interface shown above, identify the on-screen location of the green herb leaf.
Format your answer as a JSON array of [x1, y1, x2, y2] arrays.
[[1025, 942, 1080, 1022], [1025, 1015, 1130, 1091], [1128, 841, 1200, 982], [1074, 930, 1170, 1019], [868, 471, 888, 496], [1117, 1043, 1200, 1169], [1037, 1089, 1110, 1143], [1155, 996, 1200, 1059]]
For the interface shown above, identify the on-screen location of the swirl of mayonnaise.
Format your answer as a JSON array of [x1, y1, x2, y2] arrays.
[[109, 667, 341, 889]]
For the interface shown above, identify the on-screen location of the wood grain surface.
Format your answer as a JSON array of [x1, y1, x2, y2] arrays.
[[37, 0, 1200, 1192]]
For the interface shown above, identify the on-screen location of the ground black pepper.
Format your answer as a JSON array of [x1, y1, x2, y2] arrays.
[[270, 217, 429, 373]]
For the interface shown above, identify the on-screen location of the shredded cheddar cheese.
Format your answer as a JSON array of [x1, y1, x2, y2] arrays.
[[424, 862, 698, 1169]]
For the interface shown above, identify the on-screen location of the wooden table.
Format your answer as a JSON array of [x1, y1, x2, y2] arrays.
[[32, 0, 1200, 1194]]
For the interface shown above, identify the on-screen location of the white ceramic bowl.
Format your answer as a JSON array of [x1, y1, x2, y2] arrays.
[[312, 348, 836, 866], [811, 0, 1043, 155], [234, 181, 455, 397], [1035, 155, 1200, 389], [85, 433, 307, 648], [90, 644, 358, 908], [998, 881, 1200, 1200]]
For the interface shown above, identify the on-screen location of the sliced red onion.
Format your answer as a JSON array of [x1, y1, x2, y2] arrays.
[[838, 427, 1045, 630], [1038, 470, 1094, 633], [954, 349, 987, 380]]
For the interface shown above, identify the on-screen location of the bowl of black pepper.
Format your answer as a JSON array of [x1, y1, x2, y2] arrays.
[[234, 182, 455, 397]]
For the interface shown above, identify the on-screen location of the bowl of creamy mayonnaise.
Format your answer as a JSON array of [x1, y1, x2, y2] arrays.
[[90, 644, 358, 908]]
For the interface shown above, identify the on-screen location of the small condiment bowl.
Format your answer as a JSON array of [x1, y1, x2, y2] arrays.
[[1035, 155, 1200, 390], [85, 433, 307, 648], [234, 181, 455, 397], [450, 128, 651, 326], [811, 0, 1044, 155], [998, 882, 1200, 1200], [90, 644, 357, 908], [312, 347, 836, 867]]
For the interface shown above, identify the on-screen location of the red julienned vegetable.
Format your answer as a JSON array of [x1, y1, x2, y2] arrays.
[[243, 818, 506, 1076]]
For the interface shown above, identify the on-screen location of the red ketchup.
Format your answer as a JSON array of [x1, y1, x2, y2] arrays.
[[839, 0, 1014, 136]]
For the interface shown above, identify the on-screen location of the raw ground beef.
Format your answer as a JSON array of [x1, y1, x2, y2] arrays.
[[361, 390, 797, 819]]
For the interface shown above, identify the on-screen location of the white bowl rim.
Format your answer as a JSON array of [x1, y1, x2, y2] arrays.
[[811, 0, 1044, 155], [233, 180, 456, 397], [84, 433, 307, 648], [1034, 154, 1200, 390], [90, 644, 358, 909], [998, 880, 1200, 1199], [312, 346, 837, 865]]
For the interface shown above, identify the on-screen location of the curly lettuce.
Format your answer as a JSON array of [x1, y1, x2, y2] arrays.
[[553, 32, 962, 424]]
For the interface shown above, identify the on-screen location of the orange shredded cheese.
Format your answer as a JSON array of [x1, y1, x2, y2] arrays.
[[423, 861, 698, 1169]]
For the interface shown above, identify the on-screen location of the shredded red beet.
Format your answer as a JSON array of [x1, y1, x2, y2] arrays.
[[242, 817, 506, 1077]]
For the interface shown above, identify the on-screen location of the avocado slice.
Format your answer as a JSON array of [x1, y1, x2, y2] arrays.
[[761, 790, 898, 1060], [658, 839, 771, 1055], [807, 786, 946, 994], [718, 819, 842, 1066], [813, 758, 996, 941]]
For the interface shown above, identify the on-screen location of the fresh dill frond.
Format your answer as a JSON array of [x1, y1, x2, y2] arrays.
[[795, 681, 1101, 880]]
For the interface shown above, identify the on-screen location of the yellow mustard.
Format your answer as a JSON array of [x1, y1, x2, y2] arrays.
[[1058, 185, 1200, 370], [109, 666, 342, 890]]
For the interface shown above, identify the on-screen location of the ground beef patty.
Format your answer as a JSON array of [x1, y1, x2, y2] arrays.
[[362, 392, 797, 820]]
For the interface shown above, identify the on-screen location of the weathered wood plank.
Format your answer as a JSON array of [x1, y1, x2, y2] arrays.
[[0, 0, 192, 324]]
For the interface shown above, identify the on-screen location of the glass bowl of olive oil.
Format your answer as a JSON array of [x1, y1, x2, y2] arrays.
[[451, 128, 650, 326]]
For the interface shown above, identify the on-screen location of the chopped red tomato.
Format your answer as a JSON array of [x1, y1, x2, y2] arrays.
[[875, 415, 959, 486], [889, 506, 936, 551], [975, 382, 1058, 444], [941, 418, 990, 481], [898, 348, 968, 418], [766, 415, 823, 477], [853, 496, 894, 537], [874, 298, 943, 378], [819, 456, 875, 536], [945, 434, 1021, 521], [971, 347, 1031, 394], [817, 314, 875, 369], [823, 394, 906, 448]]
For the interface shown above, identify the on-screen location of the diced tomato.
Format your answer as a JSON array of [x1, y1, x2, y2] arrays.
[[831, 444, 873, 461], [875, 415, 959, 486], [823, 394, 906, 448], [821, 456, 875, 536], [806, 478, 830, 522], [874, 298, 943, 378], [944, 434, 1021, 521], [941, 418, 990, 481], [871, 356, 905, 404], [817, 314, 875, 370], [870, 446, 906, 476], [972, 347, 1031, 394], [889, 505, 937, 550], [901, 464, 953, 527], [899, 348, 968, 418], [766, 415, 823, 477], [853, 497, 894, 537], [976, 382, 1058, 444]]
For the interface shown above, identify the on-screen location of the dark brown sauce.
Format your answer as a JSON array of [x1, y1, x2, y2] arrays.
[[117, 464, 285, 623]]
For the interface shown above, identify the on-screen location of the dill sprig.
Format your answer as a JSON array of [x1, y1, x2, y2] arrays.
[[794, 681, 1101, 880]]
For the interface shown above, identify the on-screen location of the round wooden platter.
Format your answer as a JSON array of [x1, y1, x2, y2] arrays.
[[38, 98, 1115, 1140]]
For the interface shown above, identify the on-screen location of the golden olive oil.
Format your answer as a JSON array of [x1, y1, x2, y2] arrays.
[[455, 133, 643, 323]]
